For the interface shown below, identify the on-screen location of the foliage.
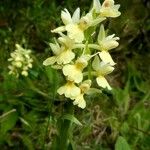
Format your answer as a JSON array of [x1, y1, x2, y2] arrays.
[[0, 0, 150, 149]]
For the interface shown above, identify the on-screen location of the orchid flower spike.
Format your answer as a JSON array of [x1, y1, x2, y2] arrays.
[[8, 44, 33, 77]]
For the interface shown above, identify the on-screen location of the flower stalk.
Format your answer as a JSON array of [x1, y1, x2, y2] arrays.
[[52, 102, 74, 150]]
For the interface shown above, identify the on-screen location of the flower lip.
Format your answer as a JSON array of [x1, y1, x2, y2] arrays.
[[57, 81, 81, 99]]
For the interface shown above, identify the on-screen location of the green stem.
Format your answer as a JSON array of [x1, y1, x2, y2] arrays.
[[55, 102, 74, 150]]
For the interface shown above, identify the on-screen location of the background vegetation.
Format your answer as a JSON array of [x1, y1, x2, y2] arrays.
[[0, 0, 150, 149]]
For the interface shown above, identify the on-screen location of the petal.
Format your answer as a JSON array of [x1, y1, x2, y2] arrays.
[[15, 44, 23, 50], [43, 56, 56, 66], [70, 86, 81, 98], [21, 71, 28, 76], [57, 86, 66, 95], [65, 88, 73, 98], [100, 0, 121, 18], [73, 94, 86, 109], [57, 50, 75, 64], [57, 82, 80, 99], [99, 63, 114, 75], [63, 65, 75, 76], [51, 26, 66, 33], [111, 10, 121, 18], [63, 65, 83, 83], [102, 0, 114, 7], [73, 71, 83, 83], [99, 34, 119, 51], [76, 54, 90, 68], [49, 43, 61, 55], [106, 34, 115, 40], [99, 51, 116, 66], [61, 9, 72, 25], [66, 24, 84, 43], [96, 76, 112, 90], [93, 0, 101, 13], [72, 8, 80, 23], [58, 35, 74, 49], [51, 65, 62, 70], [92, 55, 101, 71], [78, 99, 86, 109]]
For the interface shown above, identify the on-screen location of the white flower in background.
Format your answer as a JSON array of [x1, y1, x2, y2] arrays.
[[8, 44, 33, 77], [57, 81, 81, 100], [98, 24, 119, 65], [92, 56, 114, 90], [73, 80, 91, 109], [93, 0, 121, 18], [63, 55, 90, 83]]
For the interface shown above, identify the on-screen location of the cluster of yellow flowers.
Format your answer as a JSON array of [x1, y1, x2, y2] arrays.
[[8, 44, 33, 77], [43, 0, 121, 109]]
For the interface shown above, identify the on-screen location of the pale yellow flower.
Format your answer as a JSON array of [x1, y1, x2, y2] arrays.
[[98, 24, 119, 65], [57, 81, 80, 100], [43, 49, 75, 66], [63, 8, 88, 43], [52, 8, 84, 43], [65, 24, 84, 43], [66, 12, 105, 43], [92, 56, 114, 90], [98, 25, 119, 51], [73, 80, 91, 109], [92, 0, 121, 18], [100, 0, 121, 18], [62, 55, 90, 83], [43, 36, 75, 66], [52, 7, 105, 43], [43, 41, 61, 66]]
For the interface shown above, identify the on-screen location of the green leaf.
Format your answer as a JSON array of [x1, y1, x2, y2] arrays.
[[115, 136, 131, 150], [19, 117, 32, 128], [62, 114, 82, 126], [120, 122, 129, 136], [0, 110, 18, 135]]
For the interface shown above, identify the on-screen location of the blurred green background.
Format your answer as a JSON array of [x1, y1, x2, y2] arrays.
[[0, 0, 150, 149]]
